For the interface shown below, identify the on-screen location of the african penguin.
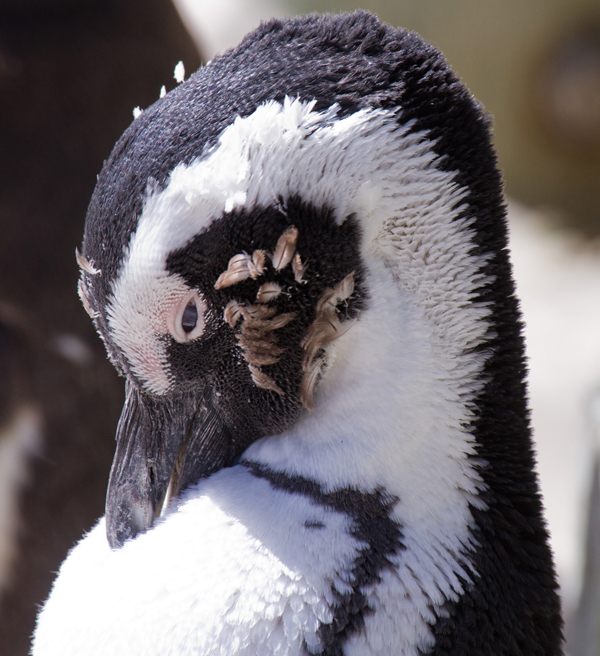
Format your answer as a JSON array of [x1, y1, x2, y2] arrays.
[[32, 12, 563, 656]]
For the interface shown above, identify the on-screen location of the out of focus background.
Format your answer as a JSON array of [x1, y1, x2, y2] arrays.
[[0, 0, 598, 653]]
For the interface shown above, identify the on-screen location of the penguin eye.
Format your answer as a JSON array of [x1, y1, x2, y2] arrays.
[[181, 302, 198, 333], [168, 291, 205, 343]]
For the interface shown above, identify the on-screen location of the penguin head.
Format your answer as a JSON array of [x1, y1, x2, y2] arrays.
[[81, 100, 375, 548], [77, 13, 506, 549]]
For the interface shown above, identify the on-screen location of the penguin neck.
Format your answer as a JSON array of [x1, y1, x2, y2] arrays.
[[244, 257, 490, 526]]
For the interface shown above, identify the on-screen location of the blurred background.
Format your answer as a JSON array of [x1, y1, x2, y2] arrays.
[[0, 0, 598, 653]]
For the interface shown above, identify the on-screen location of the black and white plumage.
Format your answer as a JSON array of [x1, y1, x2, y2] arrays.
[[32, 12, 563, 656]]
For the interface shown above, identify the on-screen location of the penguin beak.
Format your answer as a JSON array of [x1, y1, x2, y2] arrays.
[[105, 382, 234, 549]]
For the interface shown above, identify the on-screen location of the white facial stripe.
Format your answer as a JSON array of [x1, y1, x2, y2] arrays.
[[125, 97, 426, 265]]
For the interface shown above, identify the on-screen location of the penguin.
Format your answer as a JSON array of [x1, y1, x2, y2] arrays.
[[32, 12, 563, 656]]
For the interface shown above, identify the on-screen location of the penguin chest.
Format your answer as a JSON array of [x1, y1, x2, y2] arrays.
[[34, 463, 473, 656], [32, 466, 384, 655]]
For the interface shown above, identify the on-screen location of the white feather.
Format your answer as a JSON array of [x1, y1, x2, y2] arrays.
[[33, 467, 356, 656]]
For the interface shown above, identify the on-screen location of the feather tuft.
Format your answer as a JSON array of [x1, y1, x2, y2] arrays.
[[242, 305, 277, 321], [230, 302, 296, 394], [224, 300, 243, 328], [300, 272, 356, 410], [248, 364, 284, 396], [292, 253, 306, 283], [272, 226, 298, 270], [256, 282, 282, 303], [78, 279, 99, 319], [248, 250, 267, 278], [215, 253, 252, 289], [75, 248, 101, 275], [316, 272, 355, 314], [300, 356, 325, 411], [216, 251, 268, 289]]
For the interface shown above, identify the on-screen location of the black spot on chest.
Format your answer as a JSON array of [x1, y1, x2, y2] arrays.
[[304, 519, 325, 529]]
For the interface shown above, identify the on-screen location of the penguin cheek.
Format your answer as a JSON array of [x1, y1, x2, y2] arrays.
[[167, 326, 234, 392]]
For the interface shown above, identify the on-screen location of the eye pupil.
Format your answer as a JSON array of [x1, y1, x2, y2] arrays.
[[181, 302, 198, 333]]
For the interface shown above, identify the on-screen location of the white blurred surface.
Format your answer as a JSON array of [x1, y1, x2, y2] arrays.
[[509, 203, 600, 610], [173, 0, 289, 60]]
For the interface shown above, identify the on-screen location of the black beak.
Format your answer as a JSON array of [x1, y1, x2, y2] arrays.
[[106, 382, 235, 549]]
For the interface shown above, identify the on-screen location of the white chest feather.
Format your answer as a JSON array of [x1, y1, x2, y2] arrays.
[[34, 440, 476, 656], [34, 468, 353, 656]]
